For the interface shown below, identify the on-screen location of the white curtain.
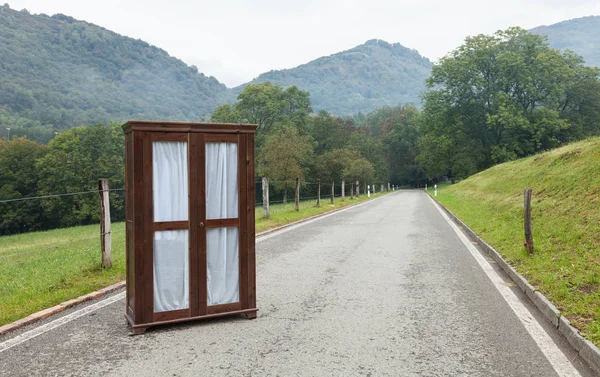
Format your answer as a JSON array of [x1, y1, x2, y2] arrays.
[[206, 142, 240, 305], [153, 230, 189, 312], [206, 143, 238, 219], [153, 142, 188, 222], [207, 227, 239, 305], [152, 141, 189, 312]]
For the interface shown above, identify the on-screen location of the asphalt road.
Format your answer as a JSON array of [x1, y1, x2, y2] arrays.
[[0, 191, 596, 376]]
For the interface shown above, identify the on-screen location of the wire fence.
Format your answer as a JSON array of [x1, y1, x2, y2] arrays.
[[0, 185, 126, 238], [0, 188, 124, 204], [0, 178, 395, 262], [254, 180, 387, 204], [254, 179, 392, 221]]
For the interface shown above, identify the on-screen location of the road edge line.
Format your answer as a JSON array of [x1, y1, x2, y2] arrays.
[[0, 281, 125, 337], [426, 191, 600, 376], [0, 293, 126, 353]]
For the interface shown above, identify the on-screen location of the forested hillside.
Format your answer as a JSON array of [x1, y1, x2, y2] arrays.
[[530, 16, 600, 67], [0, 4, 230, 142], [235, 39, 432, 115]]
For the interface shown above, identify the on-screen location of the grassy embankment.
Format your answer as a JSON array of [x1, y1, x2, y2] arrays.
[[435, 137, 600, 346], [0, 192, 386, 326]]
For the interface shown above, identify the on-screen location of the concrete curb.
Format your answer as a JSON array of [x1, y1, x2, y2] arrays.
[[0, 281, 125, 337], [0, 192, 393, 338], [427, 191, 600, 375]]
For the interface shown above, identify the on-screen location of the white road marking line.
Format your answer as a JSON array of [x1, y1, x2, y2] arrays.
[[427, 195, 581, 377], [0, 292, 125, 354], [0, 193, 396, 352]]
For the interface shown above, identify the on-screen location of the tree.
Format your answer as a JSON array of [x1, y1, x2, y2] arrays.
[[281, 85, 313, 129], [0, 137, 47, 234], [559, 72, 600, 139], [235, 82, 312, 133], [257, 126, 314, 198], [210, 104, 241, 124], [380, 105, 425, 186], [419, 27, 600, 179], [307, 111, 349, 155], [316, 148, 356, 182], [35, 123, 125, 228], [213, 82, 312, 152], [347, 129, 387, 181], [235, 82, 283, 130], [342, 157, 375, 187]]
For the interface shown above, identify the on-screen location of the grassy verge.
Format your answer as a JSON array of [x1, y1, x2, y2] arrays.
[[0, 192, 386, 326], [255, 193, 384, 233], [434, 137, 600, 346]]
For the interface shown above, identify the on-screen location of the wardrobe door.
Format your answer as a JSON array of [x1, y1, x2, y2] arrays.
[[204, 134, 243, 314], [148, 133, 192, 322]]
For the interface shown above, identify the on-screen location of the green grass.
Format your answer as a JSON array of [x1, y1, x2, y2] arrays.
[[255, 193, 384, 233], [434, 137, 600, 346], [0, 224, 127, 326], [0, 192, 386, 326]]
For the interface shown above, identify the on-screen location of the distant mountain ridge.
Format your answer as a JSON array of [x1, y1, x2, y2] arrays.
[[236, 39, 433, 115], [529, 16, 600, 67], [0, 4, 230, 137]]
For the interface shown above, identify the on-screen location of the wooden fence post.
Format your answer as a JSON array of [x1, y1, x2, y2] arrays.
[[98, 178, 112, 269], [262, 177, 270, 219], [388, 183, 390, 191], [356, 181, 360, 197], [331, 180, 334, 204], [350, 183, 354, 199], [341, 180, 345, 201], [524, 188, 534, 254], [381, 184, 384, 193], [295, 178, 300, 211], [317, 179, 321, 207], [364, 182, 367, 197]]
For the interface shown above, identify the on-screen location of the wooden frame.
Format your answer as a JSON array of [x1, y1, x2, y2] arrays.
[[123, 121, 258, 334]]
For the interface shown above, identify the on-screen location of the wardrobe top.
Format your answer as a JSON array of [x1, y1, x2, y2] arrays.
[[122, 121, 258, 134]]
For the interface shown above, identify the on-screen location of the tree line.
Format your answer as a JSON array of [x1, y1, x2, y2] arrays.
[[1, 27, 599, 235], [0, 123, 125, 235]]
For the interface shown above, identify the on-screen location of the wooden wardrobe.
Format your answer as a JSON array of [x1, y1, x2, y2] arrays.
[[123, 121, 258, 334]]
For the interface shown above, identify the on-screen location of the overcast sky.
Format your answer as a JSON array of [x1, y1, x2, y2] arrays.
[[6, 0, 600, 87]]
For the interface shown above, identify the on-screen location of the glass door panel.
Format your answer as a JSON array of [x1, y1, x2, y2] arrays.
[[154, 230, 189, 312], [206, 142, 238, 219], [153, 142, 188, 221], [152, 140, 190, 313], [207, 227, 239, 305], [205, 142, 240, 306]]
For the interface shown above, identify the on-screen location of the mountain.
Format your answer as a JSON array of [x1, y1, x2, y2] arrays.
[[530, 16, 600, 67], [235, 39, 433, 115], [0, 4, 230, 141]]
